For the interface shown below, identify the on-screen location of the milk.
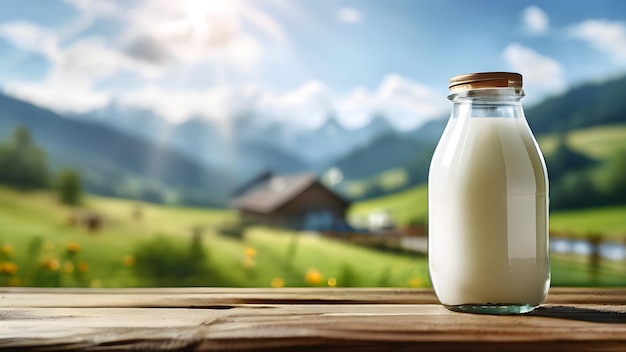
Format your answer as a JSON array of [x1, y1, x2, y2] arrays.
[[428, 117, 549, 308]]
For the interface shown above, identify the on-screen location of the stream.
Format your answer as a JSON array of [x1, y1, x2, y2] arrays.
[[551, 237, 626, 260]]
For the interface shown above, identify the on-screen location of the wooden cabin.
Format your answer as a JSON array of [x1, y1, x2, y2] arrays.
[[232, 173, 351, 231]]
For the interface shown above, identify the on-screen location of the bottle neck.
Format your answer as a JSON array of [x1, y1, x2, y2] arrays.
[[448, 88, 525, 119]]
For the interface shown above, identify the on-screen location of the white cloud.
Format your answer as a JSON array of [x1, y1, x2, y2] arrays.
[[116, 74, 446, 130], [569, 19, 626, 62], [55, 37, 163, 83], [337, 7, 362, 24], [117, 85, 234, 123], [337, 74, 447, 129], [0, 21, 60, 59], [0, 0, 290, 114], [1, 33, 164, 113], [63, 0, 122, 17], [59, 0, 124, 39], [116, 0, 288, 69], [0, 2, 442, 130], [118, 81, 334, 126], [4, 81, 111, 113], [503, 43, 565, 92], [256, 80, 334, 128], [522, 6, 549, 35], [249, 75, 446, 130], [0, 20, 163, 113]]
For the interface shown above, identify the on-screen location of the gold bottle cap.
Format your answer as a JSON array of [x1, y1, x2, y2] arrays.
[[449, 72, 522, 93]]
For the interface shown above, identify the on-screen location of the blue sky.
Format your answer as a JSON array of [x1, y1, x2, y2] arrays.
[[0, 0, 625, 129]]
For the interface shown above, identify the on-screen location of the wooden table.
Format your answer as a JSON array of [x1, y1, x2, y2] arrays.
[[1, 287, 624, 351]]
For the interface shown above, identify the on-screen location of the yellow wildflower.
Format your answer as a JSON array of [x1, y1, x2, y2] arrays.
[[327, 277, 337, 287], [271, 277, 285, 288], [77, 261, 89, 273], [408, 277, 424, 288], [245, 247, 257, 257], [1, 262, 18, 275], [305, 268, 323, 285], [122, 255, 136, 267], [63, 261, 74, 274], [44, 259, 60, 271], [1, 244, 14, 257], [66, 241, 81, 254]]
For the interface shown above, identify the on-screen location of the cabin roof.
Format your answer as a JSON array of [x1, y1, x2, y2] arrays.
[[232, 172, 347, 214]]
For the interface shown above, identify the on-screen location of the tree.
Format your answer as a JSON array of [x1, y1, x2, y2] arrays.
[[56, 169, 83, 205], [0, 127, 49, 189], [545, 134, 597, 183], [601, 150, 626, 204], [550, 170, 600, 209]]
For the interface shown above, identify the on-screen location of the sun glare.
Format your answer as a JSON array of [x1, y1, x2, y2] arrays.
[[183, 0, 239, 22], [151, 0, 289, 76], [177, 0, 242, 49]]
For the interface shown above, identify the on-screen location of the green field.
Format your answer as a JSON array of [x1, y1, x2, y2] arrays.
[[551, 207, 626, 237], [348, 184, 626, 238], [0, 185, 624, 288], [0, 187, 428, 288], [551, 253, 626, 287], [538, 124, 626, 159], [348, 184, 428, 227]]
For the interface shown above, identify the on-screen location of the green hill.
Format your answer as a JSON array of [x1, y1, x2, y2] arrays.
[[330, 74, 626, 202], [0, 187, 429, 288], [539, 124, 626, 159], [0, 93, 231, 206], [348, 180, 626, 239], [526, 75, 626, 133], [348, 184, 428, 227], [349, 180, 626, 236], [0, 184, 623, 288], [550, 206, 626, 237]]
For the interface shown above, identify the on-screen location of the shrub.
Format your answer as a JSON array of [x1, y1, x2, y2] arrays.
[[133, 234, 227, 286], [338, 263, 359, 287], [56, 169, 83, 205], [0, 127, 49, 189]]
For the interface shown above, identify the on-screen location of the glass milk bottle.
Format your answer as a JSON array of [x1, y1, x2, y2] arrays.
[[428, 72, 550, 314]]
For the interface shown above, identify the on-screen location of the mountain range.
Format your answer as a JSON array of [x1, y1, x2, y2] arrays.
[[74, 106, 405, 173], [1, 74, 626, 205], [0, 94, 231, 206]]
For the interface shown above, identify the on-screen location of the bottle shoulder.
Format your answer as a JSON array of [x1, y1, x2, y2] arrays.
[[429, 117, 547, 191]]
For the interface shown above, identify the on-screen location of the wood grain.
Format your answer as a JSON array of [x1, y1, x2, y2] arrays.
[[0, 288, 624, 351]]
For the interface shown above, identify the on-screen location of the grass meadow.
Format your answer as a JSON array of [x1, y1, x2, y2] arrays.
[[0, 184, 624, 288], [538, 124, 626, 160], [0, 187, 428, 288]]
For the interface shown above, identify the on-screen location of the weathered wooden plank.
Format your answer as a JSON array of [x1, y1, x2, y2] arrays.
[[1, 287, 625, 308], [0, 304, 625, 350], [0, 288, 438, 308], [0, 288, 624, 351]]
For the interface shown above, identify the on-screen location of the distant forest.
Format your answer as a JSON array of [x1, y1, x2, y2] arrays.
[[525, 75, 626, 209], [545, 135, 626, 209], [0, 127, 82, 205]]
